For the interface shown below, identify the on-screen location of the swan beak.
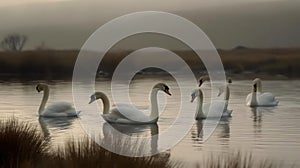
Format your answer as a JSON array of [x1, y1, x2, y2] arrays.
[[165, 90, 172, 96], [253, 84, 257, 92], [198, 81, 202, 87], [191, 97, 195, 103], [36, 86, 41, 92], [217, 88, 224, 97], [88, 98, 95, 104]]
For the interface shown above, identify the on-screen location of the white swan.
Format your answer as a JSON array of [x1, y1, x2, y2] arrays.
[[246, 78, 279, 107], [89, 83, 171, 124], [191, 87, 232, 120], [198, 76, 233, 113], [36, 83, 80, 117]]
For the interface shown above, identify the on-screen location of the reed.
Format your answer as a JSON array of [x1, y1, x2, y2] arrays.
[[0, 118, 289, 168], [46, 137, 174, 168], [196, 151, 281, 168], [0, 118, 49, 167]]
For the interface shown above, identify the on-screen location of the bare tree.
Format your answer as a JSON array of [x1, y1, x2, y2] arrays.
[[0, 34, 27, 51]]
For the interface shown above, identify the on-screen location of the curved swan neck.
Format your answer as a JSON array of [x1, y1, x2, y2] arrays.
[[149, 88, 160, 121], [224, 84, 230, 101], [254, 79, 262, 92], [250, 89, 257, 107], [195, 89, 204, 120], [98, 93, 110, 114], [257, 80, 262, 92], [39, 86, 49, 115]]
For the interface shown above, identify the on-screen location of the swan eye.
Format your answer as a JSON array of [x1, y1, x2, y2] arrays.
[[199, 79, 203, 86], [36, 85, 41, 92], [164, 85, 169, 91]]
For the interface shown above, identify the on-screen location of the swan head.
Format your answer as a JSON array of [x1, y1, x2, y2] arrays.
[[89, 92, 104, 104], [191, 89, 200, 103], [253, 83, 257, 93], [253, 78, 261, 84], [154, 83, 172, 96], [217, 78, 232, 97], [36, 83, 48, 93], [227, 78, 232, 84], [198, 75, 209, 87], [253, 78, 262, 92]]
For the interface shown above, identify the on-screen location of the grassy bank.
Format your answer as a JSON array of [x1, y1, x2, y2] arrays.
[[0, 48, 299, 80], [0, 118, 287, 168]]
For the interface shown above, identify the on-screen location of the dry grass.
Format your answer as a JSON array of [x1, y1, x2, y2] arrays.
[[0, 118, 175, 168], [45, 137, 174, 168], [196, 152, 281, 168], [0, 118, 49, 167], [0, 118, 290, 168]]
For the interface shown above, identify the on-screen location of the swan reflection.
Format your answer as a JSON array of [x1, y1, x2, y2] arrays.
[[191, 118, 231, 145], [251, 107, 275, 134], [38, 116, 77, 139], [101, 123, 159, 156]]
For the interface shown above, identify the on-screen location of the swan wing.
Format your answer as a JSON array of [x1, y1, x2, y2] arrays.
[[46, 102, 73, 112], [203, 101, 229, 118], [41, 102, 79, 117], [102, 115, 149, 124], [257, 92, 279, 106], [246, 93, 252, 105], [202, 103, 211, 115], [111, 104, 148, 122]]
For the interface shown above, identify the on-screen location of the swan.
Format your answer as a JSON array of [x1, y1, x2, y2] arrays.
[[246, 78, 279, 107], [36, 83, 80, 117], [191, 87, 232, 120], [198, 76, 233, 111], [89, 83, 171, 124]]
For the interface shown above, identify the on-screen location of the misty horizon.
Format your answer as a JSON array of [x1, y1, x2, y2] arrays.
[[0, 0, 299, 50]]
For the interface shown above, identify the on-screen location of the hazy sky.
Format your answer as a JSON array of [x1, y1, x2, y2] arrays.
[[0, 0, 299, 50]]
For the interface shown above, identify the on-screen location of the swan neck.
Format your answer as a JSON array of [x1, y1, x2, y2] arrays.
[[258, 80, 262, 92], [38, 86, 49, 115], [250, 90, 257, 106], [195, 90, 204, 120], [224, 84, 230, 101], [255, 79, 262, 92], [150, 88, 159, 121], [100, 93, 110, 114]]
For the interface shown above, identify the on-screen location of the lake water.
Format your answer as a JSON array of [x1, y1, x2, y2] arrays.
[[0, 78, 299, 167]]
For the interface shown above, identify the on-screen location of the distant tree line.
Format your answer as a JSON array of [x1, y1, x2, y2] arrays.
[[0, 34, 27, 51]]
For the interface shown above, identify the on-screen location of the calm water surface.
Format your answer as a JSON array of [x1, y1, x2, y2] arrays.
[[0, 79, 299, 166]]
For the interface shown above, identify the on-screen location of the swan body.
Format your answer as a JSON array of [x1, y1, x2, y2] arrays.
[[36, 83, 80, 117], [194, 77, 233, 119], [246, 78, 279, 107], [191, 86, 232, 120], [89, 83, 171, 124]]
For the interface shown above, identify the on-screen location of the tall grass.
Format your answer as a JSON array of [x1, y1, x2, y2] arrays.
[[0, 118, 49, 167], [46, 137, 174, 168], [197, 152, 281, 168], [0, 118, 290, 168]]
